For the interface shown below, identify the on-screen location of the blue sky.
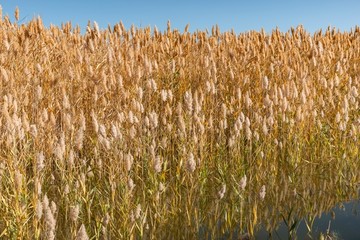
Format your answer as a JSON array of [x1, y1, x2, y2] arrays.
[[1, 1, 360, 34]]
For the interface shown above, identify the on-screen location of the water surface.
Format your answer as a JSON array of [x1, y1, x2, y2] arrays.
[[255, 200, 360, 239]]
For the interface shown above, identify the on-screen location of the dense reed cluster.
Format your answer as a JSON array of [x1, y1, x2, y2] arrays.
[[0, 7, 359, 239]]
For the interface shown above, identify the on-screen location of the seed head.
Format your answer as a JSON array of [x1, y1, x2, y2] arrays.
[[218, 184, 226, 200], [37, 151, 45, 172], [135, 204, 142, 219], [128, 178, 135, 192], [263, 76, 269, 90], [186, 153, 196, 173], [35, 199, 43, 220], [70, 205, 80, 222], [14, 7, 21, 21], [153, 155, 162, 173], [259, 185, 266, 200], [76, 224, 89, 240], [239, 175, 247, 191], [125, 152, 134, 172], [14, 170, 23, 192]]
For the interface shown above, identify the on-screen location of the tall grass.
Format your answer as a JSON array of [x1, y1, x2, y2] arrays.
[[0, 7, 359, 239]]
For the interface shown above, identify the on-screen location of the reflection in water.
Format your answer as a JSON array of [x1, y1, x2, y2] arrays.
[[256, 200, 360, 239], [202, 194, 360, 239], [199, 160, 360, 240]]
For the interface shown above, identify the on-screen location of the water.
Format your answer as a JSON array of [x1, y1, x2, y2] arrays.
[[255, 200, 360, 239], [200, 199, 360, 239]]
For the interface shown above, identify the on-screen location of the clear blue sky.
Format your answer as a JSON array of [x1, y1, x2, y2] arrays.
[[1, 1, 360, 34]]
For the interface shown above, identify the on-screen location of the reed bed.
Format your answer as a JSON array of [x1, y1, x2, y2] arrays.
[[0, 7, 359, 239]]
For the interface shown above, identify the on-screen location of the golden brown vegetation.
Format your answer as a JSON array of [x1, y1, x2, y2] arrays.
[[0, 7, 359, 239]]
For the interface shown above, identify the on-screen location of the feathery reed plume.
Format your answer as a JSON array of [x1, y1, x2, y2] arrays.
[[259, 185, 266, 200], [218, 184, 226, 200], [76, 224, 89, 240], [239, 175, 247, 191], [14, 7, 19, 21], [43, 195, 56, 240], [186, 152, 196, 173], [70, 205, 80, 223]]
